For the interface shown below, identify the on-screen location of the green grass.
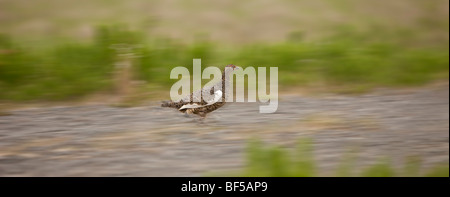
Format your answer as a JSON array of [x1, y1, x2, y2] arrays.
[[242, 139, 316, 177], [0, 26, 133, 100], [232, 138, 449, 177], [0, 24, 448, 101]]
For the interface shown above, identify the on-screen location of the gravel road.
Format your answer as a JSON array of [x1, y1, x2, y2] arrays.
[[0, 84, 448, 176]]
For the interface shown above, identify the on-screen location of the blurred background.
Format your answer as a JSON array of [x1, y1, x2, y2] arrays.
[[0, 0, 448, 176]]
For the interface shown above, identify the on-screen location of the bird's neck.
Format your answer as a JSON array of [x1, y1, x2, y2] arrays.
[[221, 69, 228, 98]]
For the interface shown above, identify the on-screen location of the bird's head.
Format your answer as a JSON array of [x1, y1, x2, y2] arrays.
[[224, 64, 241, 76], [223, 64, 241, 78], [225, 64, 240, 70]]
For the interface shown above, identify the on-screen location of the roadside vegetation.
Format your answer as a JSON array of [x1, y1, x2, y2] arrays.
[[1, 25, 448, 101], [232, 139, 449, 177], [0, 0, 448, 101]]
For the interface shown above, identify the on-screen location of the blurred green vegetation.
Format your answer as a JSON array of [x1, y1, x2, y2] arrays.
[[236, 139, 449, 177], [0, 24, 448, 101], [0, 26, 140, 100], [0, 0, 449, 101]]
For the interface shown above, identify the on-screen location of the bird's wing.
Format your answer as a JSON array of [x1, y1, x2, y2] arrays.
[[206, 89, 222, 104], [180, 79, 222, 103], [179, 90, 222, 110], [179, 103, 201, 110]]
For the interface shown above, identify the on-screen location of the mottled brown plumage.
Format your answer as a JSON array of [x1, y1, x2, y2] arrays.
[[161, 64, 238, 117]]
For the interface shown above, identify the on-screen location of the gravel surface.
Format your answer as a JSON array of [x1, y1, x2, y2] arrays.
[[0, 84, 448, 176]]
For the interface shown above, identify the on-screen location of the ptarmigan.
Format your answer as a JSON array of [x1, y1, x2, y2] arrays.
[[161, 64, 240, 117]]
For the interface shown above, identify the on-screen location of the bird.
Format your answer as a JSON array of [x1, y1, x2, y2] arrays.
[[161, 64, 239, 117]]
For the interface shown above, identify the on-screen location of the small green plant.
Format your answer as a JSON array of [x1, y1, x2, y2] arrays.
[[237, 138, 449, 177], [242, 139, 315, 177]]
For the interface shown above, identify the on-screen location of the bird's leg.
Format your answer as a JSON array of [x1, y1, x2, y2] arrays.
[[198, 112, 207, 118], [197, 114, 207, 124]]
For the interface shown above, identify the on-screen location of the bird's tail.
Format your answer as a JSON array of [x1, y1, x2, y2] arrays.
[[161, 100, 183, 108], [161, 100, 173, 107]]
